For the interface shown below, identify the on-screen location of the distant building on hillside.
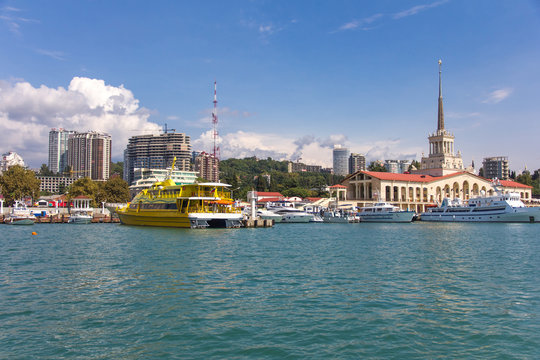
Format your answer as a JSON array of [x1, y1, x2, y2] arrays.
[[1, 151, 26, 174], [123, 132, 192, 185], [37, 176, 76, 193], [349, 153, 366, 174], [483, 156, 509, 180], [288, 161, 323, 173], [333, 145, 349, 176], [48, 128, 76, 173], [194, 151, 219, 182]]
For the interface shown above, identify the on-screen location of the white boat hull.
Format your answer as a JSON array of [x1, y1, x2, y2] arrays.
[[421, 207, 540, 222], [69, 215, 93, 224], [280, 214, 313, 223], [359, 211, 415, 223], [6, 217, 35, 225]]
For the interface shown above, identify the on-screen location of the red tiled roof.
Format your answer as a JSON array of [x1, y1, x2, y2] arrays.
[[256, 192, 284, 197], [305, 197, 322, 202], [329, 184, 347, 188], [72, 195, 92, 199], [257, 197, 283, 203], [497, 180, 532, 189], [362, 171, 434, 182]]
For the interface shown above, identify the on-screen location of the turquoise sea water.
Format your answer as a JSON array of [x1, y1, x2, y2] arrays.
[[1, 222, 539, 359]]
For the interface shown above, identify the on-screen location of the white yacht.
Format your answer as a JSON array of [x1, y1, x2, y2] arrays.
[[68, 211, 93, 224], [420, 189, 540, 223], [358, 202, 415, 223], [266, 202, 313, 223], [322, 210, 351, 223], [5, 201, 36, 225], [68, 196, 94, 224]]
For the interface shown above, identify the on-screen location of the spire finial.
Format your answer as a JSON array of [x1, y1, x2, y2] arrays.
[[437, 59, 444, 131]]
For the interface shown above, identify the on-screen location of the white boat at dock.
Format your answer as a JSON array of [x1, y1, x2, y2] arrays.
[[358, 202, 415, 223], [420, 185, 540, 223], [266, 202, 313, 223], [5, 201, 36, 225]]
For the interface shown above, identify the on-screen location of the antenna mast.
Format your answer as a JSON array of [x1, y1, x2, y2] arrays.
[[212, 81, 220, 159]]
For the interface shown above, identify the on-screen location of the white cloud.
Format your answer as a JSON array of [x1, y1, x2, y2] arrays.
[[393, 0, 449, 19], [192, 130, 422, 168], [482, 88, 513, 104], [335, 14, 383, 32], [35, 49, 66, 61], [0, 77, 161, 167]]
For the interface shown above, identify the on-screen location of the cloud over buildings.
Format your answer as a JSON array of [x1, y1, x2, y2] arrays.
[[0, 77, 161, 167]]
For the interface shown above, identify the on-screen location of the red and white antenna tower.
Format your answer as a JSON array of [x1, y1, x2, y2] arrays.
[[212, 80, 220, 159]]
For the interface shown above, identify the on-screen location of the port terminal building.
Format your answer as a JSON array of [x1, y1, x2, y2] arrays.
[[339, 60, 533, 212]]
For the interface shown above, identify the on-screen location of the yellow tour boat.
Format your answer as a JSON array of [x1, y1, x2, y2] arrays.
[[116, 159, 243, 228]]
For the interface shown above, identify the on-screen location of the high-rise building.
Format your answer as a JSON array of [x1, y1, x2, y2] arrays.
[[333, 145, 349, 176], [194, 151, 219, 182], [48, 128, 76, 173], [483, 156, 509, 180], [123, 132, 191, 185], [419, 60, 464, 176], [349, 153, 366, 174], [1, 151, 25, 173], [67, 131, 111, 180]]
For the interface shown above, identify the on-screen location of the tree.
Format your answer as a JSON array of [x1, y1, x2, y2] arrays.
[[68, 177, 100, 207], [38, 164, 54, 176], [478, 167, 484, 177], [98, 176, 130, 203], [367, 161, 387, 172], [516, 171, 533, 186], [111, 161, 124, 178], [0, 165, 41, 205], [408, 160, 421, 172]]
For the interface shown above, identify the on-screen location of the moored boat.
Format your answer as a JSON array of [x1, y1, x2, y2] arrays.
[[420, 187, 540, 223], [358, 202, 415, 223], [116, 159, 243, 229], [68, 211, 93, 224], [5, 201, 36, 225]]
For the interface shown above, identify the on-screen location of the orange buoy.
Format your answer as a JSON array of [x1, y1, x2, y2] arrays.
[[32, 232, 37, 236]]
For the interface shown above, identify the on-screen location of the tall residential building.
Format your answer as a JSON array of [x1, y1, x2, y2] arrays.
[[67, 131, 111, 180], [349, 153, 366, 174], [333, 145, 349, 176], [48, 128, 76, 173], [384, 159, 412, 174], [194, 152, 219, 182], [483, 156, 509, 180], [419, 60, 464, 176], [1, 151, 25, 173], [123, 132, 192, 185]]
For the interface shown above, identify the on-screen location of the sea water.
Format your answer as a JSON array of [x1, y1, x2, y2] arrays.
[[1, 222, 539, 359]]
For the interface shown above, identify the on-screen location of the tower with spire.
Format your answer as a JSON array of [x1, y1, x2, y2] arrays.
[[418, 59, 464, 176]]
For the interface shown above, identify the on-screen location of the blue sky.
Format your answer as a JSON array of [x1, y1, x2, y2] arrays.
[[1, 0, 539, 171]]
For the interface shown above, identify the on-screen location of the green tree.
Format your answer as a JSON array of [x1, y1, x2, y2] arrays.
[[516, 171, 533, 186], [58, 182, 67, 195], [68, 177, 100, 207], [367, 161, 387, 172], [98, 176, 130, 203], [111, 161, 124, 178], [0, 165, 41, 205], [38, 164, 54, 176], [408, 160, 421, 172]]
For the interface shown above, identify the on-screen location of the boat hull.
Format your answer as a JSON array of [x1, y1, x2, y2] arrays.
[[6, 217, 35, 225], [359, 211, 415, 223], [69, 216, 93, 224], [117, 210, 243, 228], [420, 207, 540, 222], [279, 214, 313, 223]]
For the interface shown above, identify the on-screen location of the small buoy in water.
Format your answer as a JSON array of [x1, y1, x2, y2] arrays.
[[32, 232, 37, 236]]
